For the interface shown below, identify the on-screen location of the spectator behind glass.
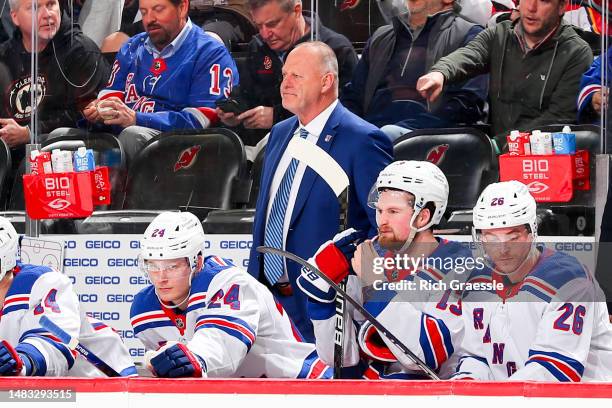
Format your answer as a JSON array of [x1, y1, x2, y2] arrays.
[[0, 0, 109, 170], [341, 0, 488, 142], [216, 0, 358, 146], [418, 0, 593, 148], [100, 1, 256, 53], [52, 0, 238, 164], [578, 47, 610, 124]]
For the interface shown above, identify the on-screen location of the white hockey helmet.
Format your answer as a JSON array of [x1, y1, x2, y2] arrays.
[[369, 160, 449, 231], [140, 211, 206, 271], [473, 180, 538, 237], [0, 216, 19, 281]]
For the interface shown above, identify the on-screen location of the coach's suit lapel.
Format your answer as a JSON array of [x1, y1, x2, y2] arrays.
[[289, 103, 344, 228]]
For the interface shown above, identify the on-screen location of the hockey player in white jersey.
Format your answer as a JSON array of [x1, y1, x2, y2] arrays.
[[297, 161, 473, 379], [454, 180, 612, 381], [132, 211, 332, 378], [0, 217, 136, 377]]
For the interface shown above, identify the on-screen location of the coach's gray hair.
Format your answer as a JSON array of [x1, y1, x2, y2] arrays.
[[294, 41, 339, 90], [8, 0, 20, 11], [247, 0, 300, 13]]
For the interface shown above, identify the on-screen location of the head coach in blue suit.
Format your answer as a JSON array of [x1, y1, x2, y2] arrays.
[[248, 41, 393, 341]]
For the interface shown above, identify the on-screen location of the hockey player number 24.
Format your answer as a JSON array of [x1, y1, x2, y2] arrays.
[[207, 284, 241, 310]]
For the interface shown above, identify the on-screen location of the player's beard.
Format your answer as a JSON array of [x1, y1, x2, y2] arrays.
[[378, 229, 410, 252]]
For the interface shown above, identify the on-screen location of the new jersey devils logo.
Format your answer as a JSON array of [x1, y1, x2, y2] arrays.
[[425, 144, 449, 165], [174, 145, 202, 172], [340, 0, 360, 11]]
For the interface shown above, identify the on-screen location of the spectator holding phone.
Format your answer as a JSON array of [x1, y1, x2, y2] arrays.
[[216, 0, 357, 146]]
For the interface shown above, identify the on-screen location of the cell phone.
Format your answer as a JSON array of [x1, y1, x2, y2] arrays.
[[215, 97, 248, 115]]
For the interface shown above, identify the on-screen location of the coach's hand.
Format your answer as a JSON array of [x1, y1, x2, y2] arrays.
[[147, 342, 206, 378]]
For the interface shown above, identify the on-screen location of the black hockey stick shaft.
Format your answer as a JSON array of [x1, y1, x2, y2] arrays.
[[334, 187, 349, 379], [256, 246, 440, 380]]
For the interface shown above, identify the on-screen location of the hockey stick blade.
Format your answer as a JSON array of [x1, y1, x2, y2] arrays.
[[286, 136, 349, 197], [39, 315, 122, 377], [257, 246, 440, 380], [287, 137, 350, 378], [286, 135, 350, 379]]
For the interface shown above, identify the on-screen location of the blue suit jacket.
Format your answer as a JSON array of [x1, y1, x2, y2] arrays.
[[247, 102, 393, 340]]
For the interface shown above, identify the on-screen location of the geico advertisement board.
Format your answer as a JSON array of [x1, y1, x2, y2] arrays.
[[47, 234, 596, 364], [54, 234, 253, 363]]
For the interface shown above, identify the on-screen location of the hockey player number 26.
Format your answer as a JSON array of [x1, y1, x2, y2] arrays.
[[553, 303, 585, 334], [208, 284, 241, 310]]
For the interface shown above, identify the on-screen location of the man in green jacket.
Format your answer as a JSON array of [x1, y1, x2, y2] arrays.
[[417, 0, 592, 145]]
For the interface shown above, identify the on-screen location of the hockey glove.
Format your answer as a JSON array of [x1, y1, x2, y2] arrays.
[[0, 340, 34, 376], [297, 228, 366, 303], [148, 342, 206, 378], [358, 322, 397, 363]]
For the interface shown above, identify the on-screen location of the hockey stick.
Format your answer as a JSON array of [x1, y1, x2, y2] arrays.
[[286, 136, 349, 379], [39, 315, 122, 377], [257, 246, 441, 380]]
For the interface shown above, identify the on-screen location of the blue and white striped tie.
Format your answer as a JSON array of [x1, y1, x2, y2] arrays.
[[263, 128, 309, 285]]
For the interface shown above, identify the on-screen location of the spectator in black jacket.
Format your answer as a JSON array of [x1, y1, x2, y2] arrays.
[[0, 0, 109, 169], [216, 0, 358, 145]]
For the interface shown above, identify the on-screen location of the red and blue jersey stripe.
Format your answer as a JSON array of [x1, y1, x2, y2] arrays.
[[2, 294, 30, 315], [526, 349, 584, 382], [419, 313, 454, 370], [296, 350, 333, 379], [131, 311, 175, 335], [195, 314, 256, 351]]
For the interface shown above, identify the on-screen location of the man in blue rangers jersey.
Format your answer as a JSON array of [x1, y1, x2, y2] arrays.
[[82, 0, 239, 162], [297, 161, 473, 379], [132, 211, 332, 378], [454, 180, 612, 381], [0, 217, 136, 377]]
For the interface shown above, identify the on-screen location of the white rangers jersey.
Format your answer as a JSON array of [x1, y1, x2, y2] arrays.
[[456, 248, 612, 382], [130, 256, 332, 378], [0, 262, 136, 377], [308, 239, 471, 379]]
